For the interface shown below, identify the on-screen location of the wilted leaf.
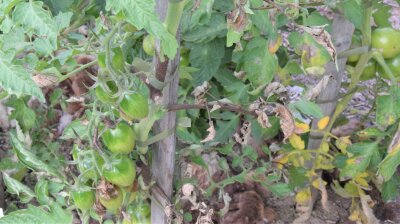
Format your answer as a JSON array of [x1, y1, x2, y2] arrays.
[[192, 81, 209, 104], [3, 173, 35, 203], [233, 121, 251, 145], [305, 75, 331, 100], [201, 121, 216, 143]]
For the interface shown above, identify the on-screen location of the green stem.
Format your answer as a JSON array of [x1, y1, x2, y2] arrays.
[[58, 60, 98, 82], [372, 52, 397, 84], [165, 0, 185, 36], [337, 46, 369, 59]]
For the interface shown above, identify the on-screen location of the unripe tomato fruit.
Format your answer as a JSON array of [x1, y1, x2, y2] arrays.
[[103, 155, 136, 187], [71, 188, 95, 211], [95, 81, 118, 104], [348, 35, 361, 63], [371, 28, 400, 59], [142, 35, 155, 56], [127, 202, 151, 224], [102, 122, 135, 154], [180, 53, 189, 67], [120, 93, 149, 120], [360, 60, 377, 81], [98, 187, 123, 212], [378, 54, 400, 79]]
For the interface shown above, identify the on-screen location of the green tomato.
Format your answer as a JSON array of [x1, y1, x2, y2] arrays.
[[95, 81, 118, 104], [180, 53, 189, 67], [347, 35, 361, 63], [98, 186, 123, 213], [378, 54, 400, 79], [142, 35, 155, 56], [373, 5, 392, 28], [120, 93, 149, 120], [103, 155, 136, 187], [127, 202, 151, 224], [371, 28, 400, 59], [360, 60, 377, 81], [71, 188, 95, 211], [102, 122, 135, 154]]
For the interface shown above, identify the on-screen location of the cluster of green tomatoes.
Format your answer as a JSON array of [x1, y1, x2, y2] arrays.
[[70, 82, 150, 223], [349, 5, 400, 80]]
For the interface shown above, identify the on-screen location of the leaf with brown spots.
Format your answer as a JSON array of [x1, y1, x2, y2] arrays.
[[273, 104, 295, 142]]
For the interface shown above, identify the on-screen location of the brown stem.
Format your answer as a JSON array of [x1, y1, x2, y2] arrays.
[[167, 102, 257, 117]]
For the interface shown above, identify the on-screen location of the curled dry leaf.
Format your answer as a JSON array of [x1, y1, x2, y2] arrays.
[[201, 121, 216, 143], [192, 81, 210, 104], [305, 75, 331, 100], [233, 70, 245, 79], [311, 178, 329, 211], [249, 98, 273, 128], [233, 121, 251, 145], [227, 4, 249, 33], [273, 103, 295, 141], [388, 124, 400, 154], [96, 179, 119, 200], [297, 25, 337, 63], [359, 192, 380, 224], [264, 82, 287, 99], [32, 74, 58, 88]]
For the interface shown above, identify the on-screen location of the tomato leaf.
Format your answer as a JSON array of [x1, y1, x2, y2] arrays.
[[378, 147, 400, 181], [0, 52, 45, 102], [0, 203, 73, 224], [291, 100, 324, 119], [3, 173, 35, 203], [190, 38, 225, 85], [184, 13, 226, 43]]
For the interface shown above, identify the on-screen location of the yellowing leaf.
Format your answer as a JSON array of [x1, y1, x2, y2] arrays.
[[275, 154, 289, 169], [336, 136, 352, 154], [320, 141, 329, 153], [348, 209, 361, 222], [317, 116, 330, 130], [268, 35, 282, 54], [295, 122, 310, 134], [354, 172, 369, 188], [295, 188, 311, 204], [312, 178, 327, 189], [289, 134, 305, 150]]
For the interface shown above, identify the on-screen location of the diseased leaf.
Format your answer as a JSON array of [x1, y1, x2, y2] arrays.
[[10, 132, 64, 179], [318, 116, 330, 130], [190, 38, 225, 85], [106, 0, 178, 58], [291, 100, 324, 119], [378, 147, 400, 181], [3, 173, 35, 203], [0, 52, 45, 102]]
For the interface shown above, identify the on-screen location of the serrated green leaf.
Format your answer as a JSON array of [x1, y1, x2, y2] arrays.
[[212, 117, 239, 143], [189, 0, 214, 26], [291, 100, 324, 119], [183, 13, 226, 43], [0, 52, 45, 102], [0, 203, 72, 224], [3, 173, 35, 203], [12, 1, 58, 49], [10, 132, 64, 179], [0, 157, 24, 172], [106, 0, 178, 58], [35, 179, 51, 205], [41, 0, 74, 14], [339, 0, 365, 30], [7, 98, 36, 131], [381, 176, 399, 202], [288, 166, 308, 189], [60, 119, 88, 140], [190, 38, 225, 85], [250, 3, 274, 37], [268, 183, 291, 197], [54, 11, 72, 32], [214, 69, 249, 104]]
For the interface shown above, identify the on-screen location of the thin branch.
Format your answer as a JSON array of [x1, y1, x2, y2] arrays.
[[58, 60, 98, 82], [166, 102, 257, 117]]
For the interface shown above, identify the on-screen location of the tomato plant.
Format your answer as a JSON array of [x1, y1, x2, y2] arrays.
[[2, 0, 400, 224], [102, 155, 136, 187], [102, 122, 136, 154]]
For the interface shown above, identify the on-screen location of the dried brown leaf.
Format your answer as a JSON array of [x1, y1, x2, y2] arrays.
[[359, 193, 380, 224], [201, 121, 216, 143], [233, 121, 251, 145], [305, 75, 331, 100], [32, 74, 58, 88], [264, 82, 287, 99], [192, 81, 210, 104], [274, 104, 295, 141]]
